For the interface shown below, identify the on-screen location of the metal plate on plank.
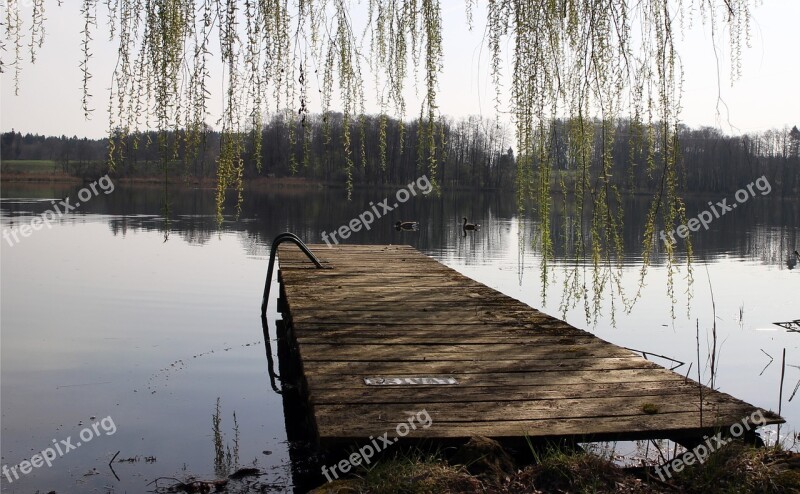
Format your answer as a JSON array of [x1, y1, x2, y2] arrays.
[[363, 376, 459, 386]]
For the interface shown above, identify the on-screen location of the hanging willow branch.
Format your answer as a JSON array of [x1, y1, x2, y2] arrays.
[[3, 0, 757, 317]]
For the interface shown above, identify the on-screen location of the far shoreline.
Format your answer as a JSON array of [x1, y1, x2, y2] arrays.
[[2, 170, 798, 198]]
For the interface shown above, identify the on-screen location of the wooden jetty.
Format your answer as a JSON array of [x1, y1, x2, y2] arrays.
[[275, 244, 782, 445]]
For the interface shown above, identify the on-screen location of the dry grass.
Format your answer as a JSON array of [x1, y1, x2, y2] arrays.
[[309, 440, 800, 494]]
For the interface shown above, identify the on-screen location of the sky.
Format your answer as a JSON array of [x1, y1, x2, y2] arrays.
[[1, 0, 798, 139]]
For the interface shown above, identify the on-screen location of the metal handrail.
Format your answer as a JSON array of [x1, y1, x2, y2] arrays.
[[260, 232, 324, 317], [260, 233, 324, 394]]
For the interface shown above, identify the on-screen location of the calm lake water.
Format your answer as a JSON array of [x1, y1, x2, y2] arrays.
[[1, 182, 798, 492]]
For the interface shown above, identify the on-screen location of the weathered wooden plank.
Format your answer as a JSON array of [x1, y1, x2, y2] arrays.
[[279, 278, 489, 289], [295, 332, 600, 345], [288, 301, 544, 313], [314, 396, 748, 426], [297, 336, 607, 345], [291, 319, 581, 332], [290, 322, 582, 334], [295, 324, 596, 345], [286, 289, 533, 304], [307, 380, 702, 404], [301, 357, 661, 375], [297, 342, 637, 361], [305, 369, 690, 389], [289, 311, 562, 325], [315, 411, 773, 440]]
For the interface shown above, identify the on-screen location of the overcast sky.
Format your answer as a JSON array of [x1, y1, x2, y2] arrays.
[[1, 1, 798, 139]]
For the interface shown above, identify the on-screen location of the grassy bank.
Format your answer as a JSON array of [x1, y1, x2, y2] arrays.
[[309, 438, 800, 494], [0, 159, 60, 172]]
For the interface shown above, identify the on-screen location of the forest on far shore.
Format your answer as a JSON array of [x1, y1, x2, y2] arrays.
[[2, 114, 798, 196]]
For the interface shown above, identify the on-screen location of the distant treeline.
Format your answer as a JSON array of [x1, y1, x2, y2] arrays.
[[2, 116, 798, 195]]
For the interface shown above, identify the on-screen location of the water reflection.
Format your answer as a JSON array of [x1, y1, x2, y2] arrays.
[[1, 182, 798, 492], [261, 315, 282, 395], [2, 184, 796, 267]]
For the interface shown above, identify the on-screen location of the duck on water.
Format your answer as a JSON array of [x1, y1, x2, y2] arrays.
[[395, 221, 419, 231], [462, 218, 480, 231]]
